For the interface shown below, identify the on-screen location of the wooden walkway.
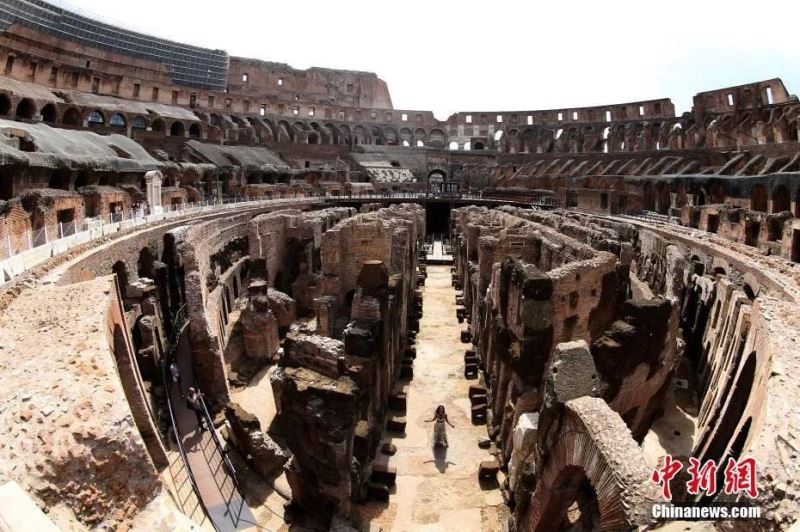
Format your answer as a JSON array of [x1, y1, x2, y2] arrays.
[[171, 332, 257, 531]]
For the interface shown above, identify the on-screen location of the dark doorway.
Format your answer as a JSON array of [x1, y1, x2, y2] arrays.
[[426, 203, 451, 236], [744, 221, 760, 246], [707, 214, 719, 234], [792, 230, 800, 263]]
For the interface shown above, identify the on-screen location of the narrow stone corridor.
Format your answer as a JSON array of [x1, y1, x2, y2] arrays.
[[357, 265, 508, 531]]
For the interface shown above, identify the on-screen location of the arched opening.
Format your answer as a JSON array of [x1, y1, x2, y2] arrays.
[[772, 184, 790, 213], [463, 141, 471, 151], [448, 141, 459, 151], [0, 93, 11, 115], [88, 110, 105, 127], [74, 173, 90, 189], [131, 116, 147, 130], [62, 107, 81, 126], [696, 188, 707, 206], [750, 184, 768, 212], [109, 113, 126, 128], [416, 140, 424, 147], [151, 118, 166, 133], [525, 465, 601, 531], [699, 351, 756, 465], [48, 169, 71, 191], [494, 130, 504, 141], [40, 103, 57, 123], [189, 123, 201, 138], [170, 121, 185, 137], [307, 132, 319, 144], [473, 141, 484, 150], [15, 98, 36, 120]]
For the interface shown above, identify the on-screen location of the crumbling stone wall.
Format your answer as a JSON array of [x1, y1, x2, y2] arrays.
[[0, 277, 165, 529], [271, 203, 424, 523]]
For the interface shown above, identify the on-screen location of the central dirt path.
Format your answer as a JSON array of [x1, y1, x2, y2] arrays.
[[358, 265, 508, 531]]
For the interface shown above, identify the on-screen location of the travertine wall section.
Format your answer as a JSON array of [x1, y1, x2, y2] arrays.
[[271, 204, 424, 523], [0, 277, 164, 529], [629, 221, 800, 527], [520, 397, 659, 531], [452, 207, 621, 455], [248, 207, 355, 312]]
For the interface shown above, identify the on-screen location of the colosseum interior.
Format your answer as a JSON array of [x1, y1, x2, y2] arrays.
[[0, 1, 799, 531]]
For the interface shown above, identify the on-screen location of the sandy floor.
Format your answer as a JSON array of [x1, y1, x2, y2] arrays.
[[356, 265, 509, 531]]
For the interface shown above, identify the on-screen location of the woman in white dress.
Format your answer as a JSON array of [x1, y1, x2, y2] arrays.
[[425, 405, 454, 447]]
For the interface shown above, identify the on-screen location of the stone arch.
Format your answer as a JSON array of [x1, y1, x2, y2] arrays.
[[48, 169, 71, 191], [522, 397, 657, 531], [0, 93, 11, 115], [189, 123, 201, 138], [428, 128, 446, 149], [772, 184, 790, 213], [40, 103, 57, 123], [352, 125, 368, 145], [109, 113, 126, 128], [307, 132, 319, 144], [383, 126, 398, 145], [413, 128, 427, 146], [88, 110, 105, 126], [370, 126, 383, 145], [751, 184, 768, 212], [323, 123, 340, 144], [151, 118, 166, 133], [130, 116, 146, 130], [697, 351, 757, 465], [399, 127, 413, 147], [62, 107, 81, 126], [14, 98, 36, 120], [170, 121, 186, 137], [277, 120, 294, 142]]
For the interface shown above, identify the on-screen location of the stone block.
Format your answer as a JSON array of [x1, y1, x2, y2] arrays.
[[471, 405, 487, 425], [370, 464, 397, 487], [478, 459, 500, 480], [388, 393, 407, 412], [386, 416, 406, 433], [468, 385, 486, 398]]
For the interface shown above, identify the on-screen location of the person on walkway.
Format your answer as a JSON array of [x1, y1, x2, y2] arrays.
[[184, 387, 206, 432], [169, 361, 181, 389], [425, 405, 454, 447]]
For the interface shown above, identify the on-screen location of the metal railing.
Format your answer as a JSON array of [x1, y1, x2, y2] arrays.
[[162, 303, 246, 530], [160, 305, 213, 529], [0, 194, 318, 275], [1, 191, 539, 278]]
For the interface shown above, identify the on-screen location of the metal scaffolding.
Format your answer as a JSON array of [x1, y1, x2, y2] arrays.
[[0, 0, 229, 91]]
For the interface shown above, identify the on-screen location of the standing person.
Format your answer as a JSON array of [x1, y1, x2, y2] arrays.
[[169, 361, 181, 390], [425, 405, 454, 448], [184, 387, 206, 432]]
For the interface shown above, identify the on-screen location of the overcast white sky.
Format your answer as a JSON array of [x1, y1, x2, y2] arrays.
[[65, 0, 800, 120]]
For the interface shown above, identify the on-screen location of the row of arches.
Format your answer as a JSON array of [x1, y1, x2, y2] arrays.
[[641, 180, 800, 218], [0, 92, 204, 139]]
